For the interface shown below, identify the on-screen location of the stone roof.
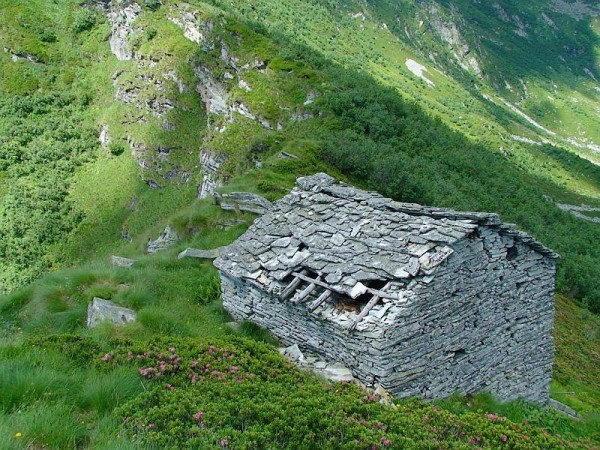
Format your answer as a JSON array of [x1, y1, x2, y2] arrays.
[[214, 173, 558, 299]]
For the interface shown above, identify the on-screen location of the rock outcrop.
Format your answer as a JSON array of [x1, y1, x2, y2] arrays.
[[107, 2, 141, 61], [198, 150, 226, 199], [147, 225, 179, 253]]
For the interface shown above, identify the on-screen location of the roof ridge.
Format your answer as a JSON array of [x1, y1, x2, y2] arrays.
[[297, 173, 500, 225]]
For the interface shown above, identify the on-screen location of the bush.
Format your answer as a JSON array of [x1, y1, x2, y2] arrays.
[[72, 9, 98, 34], [144, 0, 162, 11], [109, 142, 126, 157]]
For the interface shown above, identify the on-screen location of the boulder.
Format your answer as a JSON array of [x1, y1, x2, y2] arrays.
[[111, 255, 135, 268], [279, 344, 305, 362], [147, 225, 179, 254], [87, 298, 136, 328], [320, 363, 354, 382], [214, 192, 272, 214]]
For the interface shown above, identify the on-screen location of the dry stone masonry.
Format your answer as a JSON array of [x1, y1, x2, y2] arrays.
[[214, 173, 558, 403]]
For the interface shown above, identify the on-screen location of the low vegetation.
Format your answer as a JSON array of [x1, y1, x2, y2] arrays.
[[0, 0, 598, 448]]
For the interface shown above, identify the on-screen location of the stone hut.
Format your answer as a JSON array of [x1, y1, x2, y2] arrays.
[[214, 173, 558, 403]]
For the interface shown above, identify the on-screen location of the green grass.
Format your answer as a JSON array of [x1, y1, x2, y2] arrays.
[[0, 0, 599, 447], [0, 188, 598, 448]]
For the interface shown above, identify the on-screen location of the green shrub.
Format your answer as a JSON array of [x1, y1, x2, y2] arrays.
[[108, 337, 581, 449], [146, 27, 158, 41], [72, 8, 98, 34], [108, 142, 126, 157], [144, 0, 162, 11]]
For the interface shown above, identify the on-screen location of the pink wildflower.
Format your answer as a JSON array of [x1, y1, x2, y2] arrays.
[[487, 413, 498, 421], [100, 353, 112, 362], [165, 384, 175, 391], [219, 439, 229, 447], [193, 411, 204, 421], [380, 436, 392, 447], [148, 423, 156, 430], [501, 434, 508, 442]]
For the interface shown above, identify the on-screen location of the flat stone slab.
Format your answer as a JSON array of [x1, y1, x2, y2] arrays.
[[178, 247, 229, 260], [320, 363, 354, 382], [87, 297, 136, 328], [278, 344, 354, 382], [548, 399, 579, 418], [111, 255, 135, 268], [214, 192, 272, 214]]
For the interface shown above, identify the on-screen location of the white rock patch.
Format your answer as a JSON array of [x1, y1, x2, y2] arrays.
[[405, 59, 435, 87]]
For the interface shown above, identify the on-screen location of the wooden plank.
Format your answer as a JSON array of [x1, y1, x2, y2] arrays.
[[292, 272, 341, 293], [292, 272, 397, 300], [280, 269, 308, 300], [349, 281, 392, 331], [308, 289, 332, 312], [293, 278, 321, 304]]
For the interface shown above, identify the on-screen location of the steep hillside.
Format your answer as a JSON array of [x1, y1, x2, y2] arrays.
[[0, 0, 599, 448], [1, 0, 600, 310]]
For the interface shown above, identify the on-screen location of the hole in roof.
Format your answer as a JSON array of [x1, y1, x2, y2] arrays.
[[333, 293, 361, 313], [448, 348, 466, 360], [334, 279, 391, 312], [366, 279, 388, 290]]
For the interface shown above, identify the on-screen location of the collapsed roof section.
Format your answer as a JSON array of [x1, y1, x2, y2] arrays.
[[214, 173, 558, 305]]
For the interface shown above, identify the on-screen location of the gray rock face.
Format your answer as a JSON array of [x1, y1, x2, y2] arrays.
[[198, 150, 226, 199], [111, 255, 135, 268], [107, 2, 141, 61], [147, 225, 179, 253], [214, 192, 273, 214], [168, 6, 214, 46], [87, 297, 136, 328], [194, 67, 229, 116], [215, 173, 558, 404], [99, 124, 110, 150]]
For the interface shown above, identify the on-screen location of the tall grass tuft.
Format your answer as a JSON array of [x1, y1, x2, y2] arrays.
[[78, 367, 144, 414], [0, 350, 78, 413], [0, 401, 88, 449]]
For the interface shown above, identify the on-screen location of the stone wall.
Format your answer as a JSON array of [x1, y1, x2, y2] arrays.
[[379, 226, 556, 403], [220, 225, 556, 403]]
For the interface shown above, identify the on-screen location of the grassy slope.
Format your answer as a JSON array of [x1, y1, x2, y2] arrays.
[[0, 203, 599, 448], [202, 0, 600, 184], [0, 0, 599, 448]]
